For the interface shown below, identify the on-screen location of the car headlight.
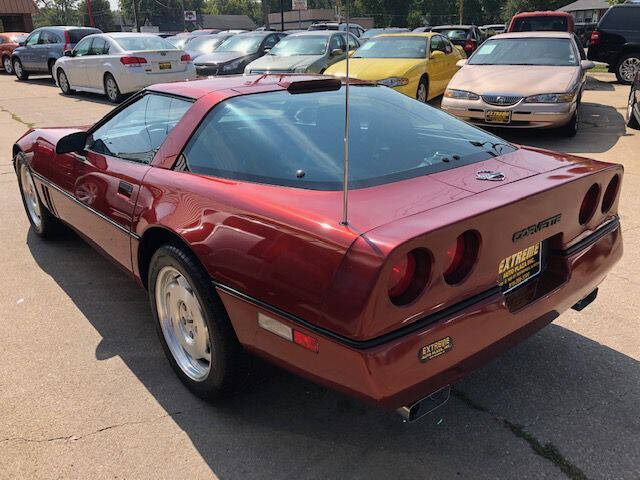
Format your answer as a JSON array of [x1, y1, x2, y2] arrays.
[[524, 93, 575, 103], [444, 89, 480, 100], [223, 59, 244, 72], [377, 77, 409, 87]]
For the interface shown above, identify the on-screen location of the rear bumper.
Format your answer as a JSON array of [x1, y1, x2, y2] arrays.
[[441, 97, 576, 129], [217, 219, 622, 410], [117, 65, 197, 94]]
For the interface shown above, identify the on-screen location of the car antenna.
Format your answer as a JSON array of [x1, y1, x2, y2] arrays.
[[340, 0, 351, 226]]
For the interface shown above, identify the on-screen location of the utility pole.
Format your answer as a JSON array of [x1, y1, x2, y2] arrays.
[[459, 0, 464, 25], [261, 0, 270, 29], [87, 0, 95, 27], [280, 0, 285, 31], [132, 0, 140, 32]]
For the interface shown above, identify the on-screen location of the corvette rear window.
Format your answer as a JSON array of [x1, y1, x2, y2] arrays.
[[181, 86, 515, 190]]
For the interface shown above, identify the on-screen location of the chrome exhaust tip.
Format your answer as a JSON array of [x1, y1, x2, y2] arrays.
[[396, 385, 451, 423]]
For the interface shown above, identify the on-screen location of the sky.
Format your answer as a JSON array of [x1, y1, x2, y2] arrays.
[[108, 0, 118, 11]]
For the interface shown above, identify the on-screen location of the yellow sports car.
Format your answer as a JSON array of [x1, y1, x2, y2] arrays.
[[325, 32, 465, 102]]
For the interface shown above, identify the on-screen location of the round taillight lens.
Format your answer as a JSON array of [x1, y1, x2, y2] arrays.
[[579, 184, 600, 225], [444, 230, 480, 285], [601, 175, 619, 213], [388, 249, 431, 306]]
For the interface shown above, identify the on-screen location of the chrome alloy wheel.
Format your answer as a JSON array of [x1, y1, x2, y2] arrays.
[[3, 56, 12, 74], [620, 57, 640, 83], [105, 76, 118, 101], [20, 163, 42, 229], [628, 89, 635, 121], [417, 82, 427, 102], [58, 70, 69, 93], [155, 266, 211, 381], [14, 60, 23, 77]]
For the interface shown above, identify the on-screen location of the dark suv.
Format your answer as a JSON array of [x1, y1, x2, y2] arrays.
[[588, 4, 640, 83], [11, 26, 101, 80]]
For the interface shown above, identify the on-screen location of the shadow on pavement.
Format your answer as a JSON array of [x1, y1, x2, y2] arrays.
[[25, 226, 640, 479], [11, 74, 126, 106]]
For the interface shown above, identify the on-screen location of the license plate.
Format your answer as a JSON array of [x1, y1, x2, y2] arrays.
[[498, 242, 542, 293], [159, 62, 172, 70], [485, 110, 511, 124]]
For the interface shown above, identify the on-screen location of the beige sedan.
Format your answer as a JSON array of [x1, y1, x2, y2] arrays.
[[441, 32, 594, 136]]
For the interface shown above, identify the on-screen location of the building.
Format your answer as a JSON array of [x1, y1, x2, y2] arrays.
[[201, 14, 257, 31], [267, 8, 373, 31], [557, 0, 610, 23], [0, 0, 37, 32]]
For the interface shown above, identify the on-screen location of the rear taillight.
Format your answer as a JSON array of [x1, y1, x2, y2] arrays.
[[590, 30, 601, 46], [63, 31, 70, 52], [257, 313, 319, 353], [464, 39, 476, 54], [181, 53, 191, 62], [388, 249, 431, 306], [579, 184, 600, 225], [120, 56, 148, 66], [601, 175, 619, 213], [444, 230, 480, 285]]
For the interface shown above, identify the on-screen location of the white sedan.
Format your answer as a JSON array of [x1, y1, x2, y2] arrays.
[[53, 32, 197, 103]]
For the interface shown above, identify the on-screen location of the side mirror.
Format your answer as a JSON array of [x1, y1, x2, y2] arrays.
[[331, 48, 344, 56], [56, 131, 87, 155], [263, 47, 271, 53], [456, 59, 468, 68], [63, 49, 74, 57], [348, 49, 356, 57], [580, 60, 595, 70], [18, 40, 26, 46], [430, 50, 444, 58]]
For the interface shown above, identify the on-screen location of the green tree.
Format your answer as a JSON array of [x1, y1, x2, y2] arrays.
[[34, 0, 79, 27], [119, 0, 204, 31], [204, 0, 261, 23], [78, 0, 115, 30]]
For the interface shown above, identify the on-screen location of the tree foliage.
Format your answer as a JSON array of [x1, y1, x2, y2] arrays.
[[33, 0, 79, 28], [78, 0, 115, 31]]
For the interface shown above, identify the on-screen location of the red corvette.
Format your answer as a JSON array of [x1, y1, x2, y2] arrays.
[[14, 75, 622, 421]]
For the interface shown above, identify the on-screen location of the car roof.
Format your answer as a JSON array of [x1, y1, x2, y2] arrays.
[[288, 30, 345, 37], [511, 11, 572, 18], [148, 74, 353, 100], [107, 32, 165, 38], [432, 25, 475, 29], [37, 26, 99, 30], [490, 31, 573, 39], [377, 32, 435, 38]]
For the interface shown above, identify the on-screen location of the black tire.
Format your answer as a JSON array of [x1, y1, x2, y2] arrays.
[[148, 244, 248, 401], [615, 53, 640, 84], [627, 86, 640, 130], [560, 101, 580, 137], [2, 55, 13, 74], [417, 77, 429, 103], [104, 73, 122, 103], [15, 153, 59, 238], [13, 58, 28, 80], [57, 68, 74, 95]]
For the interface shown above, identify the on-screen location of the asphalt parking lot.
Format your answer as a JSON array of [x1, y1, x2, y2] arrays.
[[1, 73, 639, 480]]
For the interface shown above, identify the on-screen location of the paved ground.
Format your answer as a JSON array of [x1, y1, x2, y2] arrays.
[[0, 73, 638, 480]]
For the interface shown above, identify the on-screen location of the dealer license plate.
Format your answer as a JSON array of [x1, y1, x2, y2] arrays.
[[485, 110, 511, 124], [498, 242, 542, 293], [159, 62, 172, 70]]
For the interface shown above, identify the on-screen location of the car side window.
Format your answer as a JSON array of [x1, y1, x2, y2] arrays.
[[74, 37, 92, 57], [430, 35, 443, 52], [87, 94, 192, 164], [331, 34, 347, 52], [346, 33, 359, 50], [263, 34, 278, 50], [89, 37, 107, 55], [441, 37, 454, 54], [40, 31, 60, 44], [25, 32, 40, 46]]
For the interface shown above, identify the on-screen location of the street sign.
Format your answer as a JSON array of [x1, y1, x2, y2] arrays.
[[184, 10, 197, 21], [292, 0, 307, 10]]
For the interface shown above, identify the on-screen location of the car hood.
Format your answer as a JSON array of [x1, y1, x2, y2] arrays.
[[325, 57, 423, 80], [449, 65, 581, 96], [195, 51, 248, 65], [247, 54, 323, 71]]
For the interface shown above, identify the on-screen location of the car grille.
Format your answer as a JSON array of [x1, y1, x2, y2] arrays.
[[482, 94, 523, 106]]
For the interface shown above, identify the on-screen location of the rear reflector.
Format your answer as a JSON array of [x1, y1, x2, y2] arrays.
[[120, 56, 148, 66], [590, 30, 600, 46], [257, 313, 319, 353], [464, 39, 476, 53], [181, 53, 191, 62]]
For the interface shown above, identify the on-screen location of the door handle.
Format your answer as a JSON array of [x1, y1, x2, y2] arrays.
[[118, 181, 134, 197]]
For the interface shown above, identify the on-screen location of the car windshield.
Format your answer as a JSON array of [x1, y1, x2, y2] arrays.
[[187, 35, 227, 53], [511, 16, 568, 32], [353, 36, 427, 58], [433, 29, 468, 40], [216, 35, 263, 53], [269, 36, 328, 56], [469, 37, 578, 66], [182, 86, 515, 190], [10, 34, 28, 43], [115, 36, 177, 51]]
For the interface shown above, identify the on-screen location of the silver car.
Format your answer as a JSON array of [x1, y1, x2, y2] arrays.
[[441, 32, 594, 137], [244, 30, 359, 75]]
